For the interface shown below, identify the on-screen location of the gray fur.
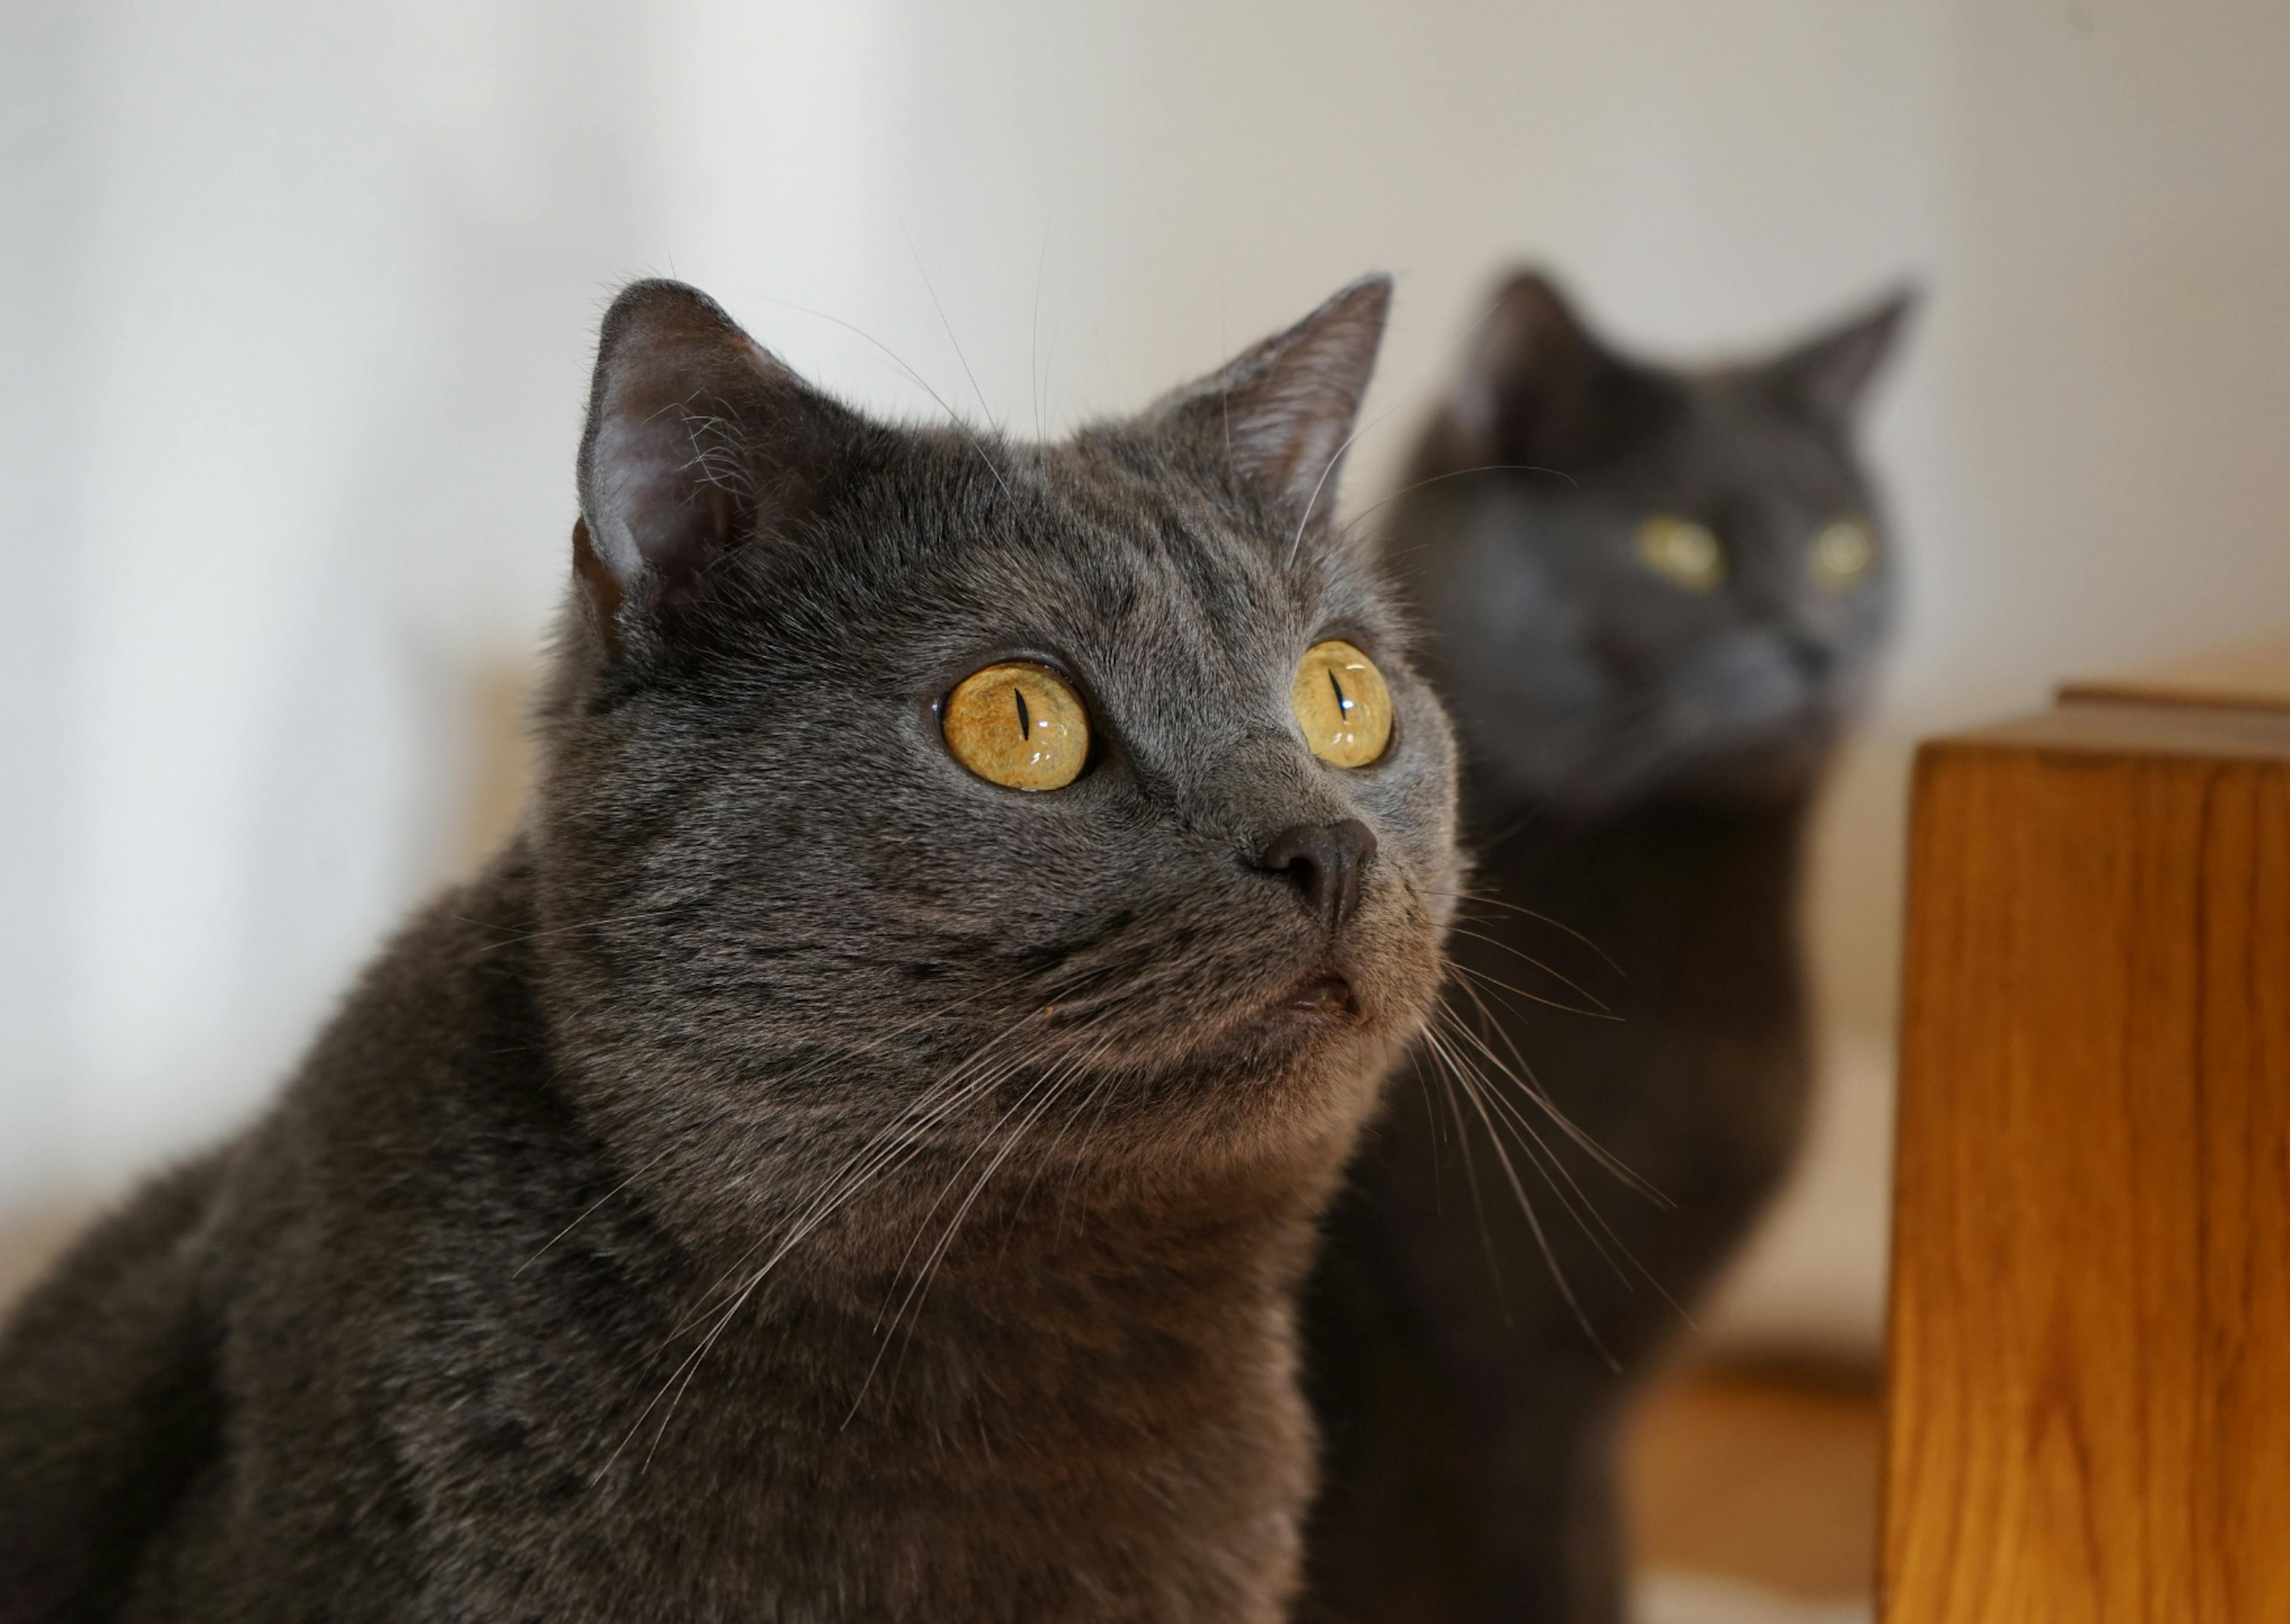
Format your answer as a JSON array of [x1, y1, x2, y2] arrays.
[[1302, 269, 1911, 1624], [1403, 272, 1907, 818], [0, 275, 1459, 1623]]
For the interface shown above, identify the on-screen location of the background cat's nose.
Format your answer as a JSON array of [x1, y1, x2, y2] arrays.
[[1787, 635, 1836, 678], [1255, 819, 1378, 932]]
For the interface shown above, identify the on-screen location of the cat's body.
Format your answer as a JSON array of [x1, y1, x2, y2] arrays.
[[8, 864, 1326, 1622], [1304, 801, 1814, 1624], [1301, 273, 1911, 1624], [1, 276, 1460, 1622]]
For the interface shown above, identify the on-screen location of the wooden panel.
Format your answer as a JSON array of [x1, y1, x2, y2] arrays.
[[1627, 1366, 1880, 1603], [1881, 706, 2290, 1621]]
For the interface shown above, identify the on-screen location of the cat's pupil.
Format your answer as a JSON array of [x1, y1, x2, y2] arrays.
[[1329, 670, 1351, 715], [1014, 689, 1031, 737]]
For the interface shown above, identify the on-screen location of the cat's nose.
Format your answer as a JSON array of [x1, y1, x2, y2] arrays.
[[1787, 635, 1834, 678], [1254, 820, 1378, 932]]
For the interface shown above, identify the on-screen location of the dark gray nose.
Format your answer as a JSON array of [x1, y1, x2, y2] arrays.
[[1255, 819, 1378, 932], [1787, 634, 1835, 678]]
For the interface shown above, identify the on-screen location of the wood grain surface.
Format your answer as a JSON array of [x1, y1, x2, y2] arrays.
[[1882, 703, 2290, 1621]]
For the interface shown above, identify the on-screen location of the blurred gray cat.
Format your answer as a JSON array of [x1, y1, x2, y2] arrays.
[[0, 274, 1461, 1622], [1302, 270, 1913, 1623]]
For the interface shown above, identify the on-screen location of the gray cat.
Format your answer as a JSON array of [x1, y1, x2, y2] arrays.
[[0, 275, 1460, 1622], [1301, 271, 1912, 1623]]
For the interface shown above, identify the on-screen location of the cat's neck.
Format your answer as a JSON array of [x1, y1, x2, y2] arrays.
[[1464, 779, 1819, 1019], [463, 841, 1337, 1327]]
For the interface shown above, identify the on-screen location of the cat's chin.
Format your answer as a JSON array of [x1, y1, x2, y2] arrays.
[[1212, 956, 1431, 1078], [1252, 946, 1419, 1045]]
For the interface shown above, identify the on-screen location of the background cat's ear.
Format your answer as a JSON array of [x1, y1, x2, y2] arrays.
[[574, 280, 844, 653], [1760, 286, 1919, 424], [1442, 270, 1652, 473], [1155, 274, 1392, 524]]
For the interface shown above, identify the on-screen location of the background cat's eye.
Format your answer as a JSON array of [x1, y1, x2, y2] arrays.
[[1292, 640, 1393, 768], [942, 662, 1090, 791], [1809, 517, 1880, 592], [1636, 515, 1726, 593]]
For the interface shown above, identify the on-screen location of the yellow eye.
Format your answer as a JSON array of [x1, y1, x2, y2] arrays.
[[1293, 640, 1393, 768], [942, 662, 1090, 791], [1636, 515, 1726, 593], [1809, 517, 1879, 591]]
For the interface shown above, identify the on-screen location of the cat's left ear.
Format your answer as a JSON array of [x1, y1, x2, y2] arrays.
[[573, 279, 852, 657], [1761, 286, 1920, 424], [1152, 274, 1393, 529]]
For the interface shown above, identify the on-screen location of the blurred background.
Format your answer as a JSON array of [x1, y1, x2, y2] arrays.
[[4, 3, 2287, 1617]]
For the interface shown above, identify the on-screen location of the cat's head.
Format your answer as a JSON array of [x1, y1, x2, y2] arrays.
[[1391, 271, 1913, 819], [528, 277, 1457, 1230]]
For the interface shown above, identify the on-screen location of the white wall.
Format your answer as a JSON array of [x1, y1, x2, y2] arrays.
[[4, 1, 2286, 1244], [1808, 0, 2290, 1040]]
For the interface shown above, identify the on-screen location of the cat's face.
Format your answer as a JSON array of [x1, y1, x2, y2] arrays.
[[1395, 274, 1911, 817], [531, 280, 1457, 1225]]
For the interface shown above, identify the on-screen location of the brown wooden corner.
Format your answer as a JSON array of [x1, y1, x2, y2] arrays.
[[1880, 697, 2290, 1620]]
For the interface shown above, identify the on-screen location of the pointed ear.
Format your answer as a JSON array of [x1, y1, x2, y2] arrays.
[[572, 280, 846, 654], [1440, 270, 1655, 472], [1761, 286, 1919, 423], [1154, 274, 1392, 525]]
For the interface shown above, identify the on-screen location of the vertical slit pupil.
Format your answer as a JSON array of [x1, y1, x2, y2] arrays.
[[1013, 687, 1032, 739], [1327, 669, 1351, 717]]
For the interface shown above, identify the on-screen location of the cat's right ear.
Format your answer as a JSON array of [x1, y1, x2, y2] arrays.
[[573, 280, 844, 658], [1759, 285, 1919, 425], [1147, 274, 1394, 533]]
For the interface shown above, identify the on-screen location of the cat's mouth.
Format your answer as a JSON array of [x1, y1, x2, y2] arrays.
[[1283, 971, 1362, 1022]]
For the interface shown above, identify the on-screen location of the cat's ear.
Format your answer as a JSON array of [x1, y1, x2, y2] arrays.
[[572, 280, 846, 654], [1760, 286, 1918, 424], [1441, 271, 1652, 473], [1153, 274, 1392, 525]]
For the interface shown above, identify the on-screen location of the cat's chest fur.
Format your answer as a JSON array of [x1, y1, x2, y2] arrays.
[[450, 1201, 1318, 1622]]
